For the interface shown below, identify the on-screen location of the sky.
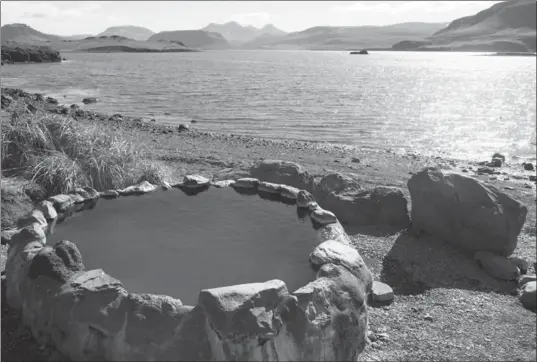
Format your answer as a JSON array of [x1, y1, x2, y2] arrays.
[[1, 1, 504, 35]]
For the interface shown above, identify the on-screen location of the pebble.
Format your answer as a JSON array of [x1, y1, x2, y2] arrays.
[[424, 314, 433, 322]]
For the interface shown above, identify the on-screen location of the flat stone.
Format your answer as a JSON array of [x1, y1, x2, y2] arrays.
[[119, 181, 157, 195], [99, 190, 120, 199], [70, 194, 85, 204], [250, 160, 315, 192], [371, 281, 394, 303], [232, 177, 259, 189], [518, 275, 537, 288], [82, 186, 99, 200], [47, 194, 76, 212], [519, 281, 536, 311], [161, 181, 172, 190], [311, 208, 338, 225], [280, 185, 300, 199], [36, 200, 57, 220], [475, 251, 520, 280], [316, 222, 352, 245], [212, 180, 235, 188], [71, 187, 91, 200], [257, 181, 282, 194], [310, 240, 372, 287], [296, 190, 316, 208], [182, 175, 210, 188], [408, 169, 527, 256]]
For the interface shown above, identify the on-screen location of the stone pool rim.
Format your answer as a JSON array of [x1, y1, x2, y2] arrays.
[[4, 175, 373, 361]]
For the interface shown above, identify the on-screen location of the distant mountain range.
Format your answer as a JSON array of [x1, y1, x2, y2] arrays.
[[393, 0, 536, 52], [1, 1, 535, 53]]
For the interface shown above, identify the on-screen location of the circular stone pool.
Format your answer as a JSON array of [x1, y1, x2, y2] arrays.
[[5, 175, 373, 362], [48, 186, 319, 305]]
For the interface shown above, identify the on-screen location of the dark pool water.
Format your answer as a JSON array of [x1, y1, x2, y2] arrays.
[[48, 187, 319, 305]]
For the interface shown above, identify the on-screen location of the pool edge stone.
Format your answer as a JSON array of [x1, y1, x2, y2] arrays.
[[5, 177, 373, 361]]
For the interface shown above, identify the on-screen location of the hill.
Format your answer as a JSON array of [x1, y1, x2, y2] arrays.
[[0, 23, 61, 44], [97, 26, 155, 41], [201, 21, 287, 44], [244, 22, 447, 50], [393, 0, 536, 52], [1, 44, 62, 63], [148, 30, 231, 49]]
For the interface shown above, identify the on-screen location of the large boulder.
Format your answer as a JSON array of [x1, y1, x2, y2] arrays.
[[198, 280, 289, 361], [277, 264, 370, 361], [250, 160, 315, 192], [408, 168, 527, 256], [322, 186, 409, 227], [27, 240, 85, 283]]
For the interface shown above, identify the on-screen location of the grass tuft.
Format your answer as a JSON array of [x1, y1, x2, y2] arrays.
[[1, 112, 167, 197]]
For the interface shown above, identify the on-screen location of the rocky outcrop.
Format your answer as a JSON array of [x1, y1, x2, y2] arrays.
[[408, 168, 527, 256], [1, 45, 62, 63], [250, 160, 315, 192]]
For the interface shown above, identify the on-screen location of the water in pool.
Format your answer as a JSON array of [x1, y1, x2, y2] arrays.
[[48, 187, 320, 305]]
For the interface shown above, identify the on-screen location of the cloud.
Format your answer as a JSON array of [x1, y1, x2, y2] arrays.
[[332, 1, 502, 14], [1, 1, 103, 23]]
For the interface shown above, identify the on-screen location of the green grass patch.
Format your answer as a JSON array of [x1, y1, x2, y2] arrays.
[[1, 112, 169, 198]]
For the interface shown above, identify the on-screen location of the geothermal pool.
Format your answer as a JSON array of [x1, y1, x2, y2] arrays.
[[48, 187, 319, 305]]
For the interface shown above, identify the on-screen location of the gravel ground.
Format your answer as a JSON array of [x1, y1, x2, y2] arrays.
[[1, 88, 536, 361]]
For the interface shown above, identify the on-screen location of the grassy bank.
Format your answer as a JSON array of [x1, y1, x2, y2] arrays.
[[1, 87, 536, 361]]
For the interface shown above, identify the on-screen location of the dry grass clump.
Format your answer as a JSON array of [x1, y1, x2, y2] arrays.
[[1, 113, 168, 197]]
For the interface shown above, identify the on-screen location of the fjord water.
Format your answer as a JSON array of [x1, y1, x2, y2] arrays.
[[47, 187, 318, 305], [3, 50, 535, 161]]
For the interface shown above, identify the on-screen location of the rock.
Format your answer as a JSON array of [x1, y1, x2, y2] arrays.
[[488, 158, 503, 168], [17, 209, 47, 229], [351, 157, 361, 163], [523, 162, 534, 171], [47, 194, 76, 212], [475, 251, 520, 280], [477, 166, 494, 175], [424, 314, 434, 322], [118, 181, 158, 195], [46, 97, 58, 105], [250, 160, 315, 192], [408, 168, 527, 256], [323, 186, 409, 227], [287, 264, 370, 360], [371, 281, 394, 303], [182, 175, 210, 188], [1, 94, 12, 108], [1, 229, 20, 246], [258, 181, 282, 194], [310, 240, 372, 286], [296, 190, 316, 208], [311, 208, 338, 225], [212, 180, 235, 188], [178, 124, 189, 132], [161, 181, 172, 190], [198, 280, 289, 360], [191, 119, 197, 123], [99, 190, 120, 199], [82, 97, 97, 104], [492, 153, 505, 162], [36, 201, 58, 220], [530, 175, 536, 182], [26, 103, 38, 114], [518, 281, 536, 311], [27, 240, 84, 283], [280, 185, 300, 199], [314, 173, 362, 203], [518, 275, 537, 288], [232, 177, 259, 189], [509, 257, 528, 274]]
